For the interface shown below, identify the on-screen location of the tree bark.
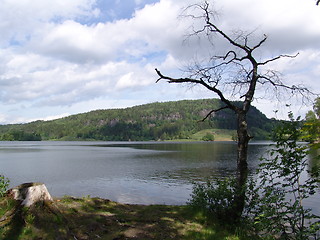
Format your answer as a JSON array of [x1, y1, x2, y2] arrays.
[[237, 112, 250, 173], [233, 111, 249, 220]]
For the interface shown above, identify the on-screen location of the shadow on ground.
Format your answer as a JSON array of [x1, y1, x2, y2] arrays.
[[0, 196, 242, 240]]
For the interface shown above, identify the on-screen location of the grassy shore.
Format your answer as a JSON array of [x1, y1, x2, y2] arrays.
[[0, 196, 244, 240], [167, 129, 237, 142], [190, 129, 236, 141]]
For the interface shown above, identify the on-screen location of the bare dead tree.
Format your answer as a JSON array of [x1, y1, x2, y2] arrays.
[[155, 1, 311, 220]]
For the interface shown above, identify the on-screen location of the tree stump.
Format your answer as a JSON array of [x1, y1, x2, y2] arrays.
[[7, 182, 53, 207]]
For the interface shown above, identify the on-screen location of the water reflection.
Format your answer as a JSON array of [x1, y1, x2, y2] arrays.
[[102, 141, 270, 181], [0, 141, 314, 207]]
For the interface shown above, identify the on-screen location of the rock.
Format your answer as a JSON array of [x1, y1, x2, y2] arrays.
[[7, 182, 53, 207]]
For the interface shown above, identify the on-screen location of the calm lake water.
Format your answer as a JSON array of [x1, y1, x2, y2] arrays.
[[0, 141, 319, 214]]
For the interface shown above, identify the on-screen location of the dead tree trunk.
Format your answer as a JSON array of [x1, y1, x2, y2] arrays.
[[233, 111, 250, 219], [155, 1, 310, 222]]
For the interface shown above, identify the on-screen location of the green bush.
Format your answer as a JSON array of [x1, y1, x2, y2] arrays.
[[189, 113, 320, 238], [0, 175, 9, 197], [188, 177, 238, 222], [246, 113, 320, 239], [202, 132, 215, 141]]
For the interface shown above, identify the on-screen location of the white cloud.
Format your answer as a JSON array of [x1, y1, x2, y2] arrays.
[[0, 0, 97, 46], [26, 113, 71, 123], [215, 0, 320, 54], [27, 0, 187, 64], [0, 0, 319, 123]]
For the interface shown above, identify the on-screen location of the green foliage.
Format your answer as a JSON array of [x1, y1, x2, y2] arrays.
[[0, 130, 41, 141], [189, 113, 320, 238], [0, 99, 275, 141], [202, 132, 215, 141], [188, 178, 238, 222], [246, 112, 320, 239], [303, 97, 320, 144], [0, 175, 9, 197], [99, 121, 148, 141]]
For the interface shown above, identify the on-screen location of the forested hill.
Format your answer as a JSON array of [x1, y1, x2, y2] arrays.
[[0, 99, 276, 141]]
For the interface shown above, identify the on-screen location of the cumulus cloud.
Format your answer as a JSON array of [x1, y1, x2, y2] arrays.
[[29, 0, 189, 64], [0, 0, 97, 46], [215, 0, 320, 54], [0, 0, 188, 108], [0, 0, 319, 123]]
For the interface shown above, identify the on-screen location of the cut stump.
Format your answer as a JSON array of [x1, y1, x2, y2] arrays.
[[7, 182, 53, 207]]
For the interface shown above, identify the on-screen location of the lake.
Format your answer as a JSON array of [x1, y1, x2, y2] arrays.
[[0, 141, 319, 214]]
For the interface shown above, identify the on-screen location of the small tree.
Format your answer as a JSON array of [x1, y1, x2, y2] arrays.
[[246, 113, 320, 239], [189, 114, 320, 238], [156, 1, 311, 219], [304, 97, 320, 145]]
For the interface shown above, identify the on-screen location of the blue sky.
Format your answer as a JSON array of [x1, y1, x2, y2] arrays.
[[0, 0, 319, 124]]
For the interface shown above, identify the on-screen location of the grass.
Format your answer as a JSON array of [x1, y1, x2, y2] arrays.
[[0, 196, 247, 240], [191, 129, 237, 141], [168, 129, 237, 142]]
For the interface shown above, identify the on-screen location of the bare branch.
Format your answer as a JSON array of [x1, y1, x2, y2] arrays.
[[155, 68, 201, 84], [216, 50, 247, 64], [198, 106, 230, 122], [258, 53, 299, 66], [187, 1, 249, 55], [155, 68, 237, 112], [252, 34, 268, 51], [258, 75, 313, 96], [223, 51, 237, 61], [205, 17, 248, 54]]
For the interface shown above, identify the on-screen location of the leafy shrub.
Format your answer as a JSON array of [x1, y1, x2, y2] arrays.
[[246, 113, 320, 239], [202, 133, 215, 141], [189, 113, 320, 239], [0, 174, 9, 197], [188, 177, 238, 222]]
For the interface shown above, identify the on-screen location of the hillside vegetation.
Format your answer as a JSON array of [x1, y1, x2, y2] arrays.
[[0, 99, 275, 141]]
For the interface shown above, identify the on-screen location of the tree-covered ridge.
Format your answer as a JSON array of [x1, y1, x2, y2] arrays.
[[0, 99, 275, 141]]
